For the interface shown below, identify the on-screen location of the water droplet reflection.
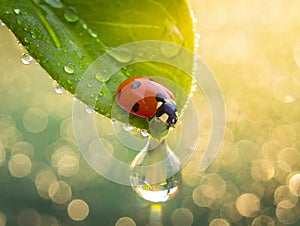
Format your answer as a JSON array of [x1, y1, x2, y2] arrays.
[[130, 139, 181, 202]]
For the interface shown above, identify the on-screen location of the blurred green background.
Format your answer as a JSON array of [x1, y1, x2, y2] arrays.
[[1, 0, 300, 225]]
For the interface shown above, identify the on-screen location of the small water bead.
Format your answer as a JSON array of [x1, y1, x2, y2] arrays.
[[88, 28, 98, 38], [236, 193, 260, 217], [123, 123, 133, 132], [67, 199, 89, 221], [85, 106, 94, 114], [108, 47, 133, 63], [64, 63, 75, 74], [72, 95, 78, 102], [82, 22, 88, 30], [95, 70, 110, 82], [0, 19, 5, 27], [53, 81, 64, 95], [24, 36, 31, 44], [13, 8, 21, 15], [64, 7, 79, 23], [21, 53, 33, 65], [160, 43, 182, 58], [140, 129, 149, 137], [111, 118, 118, 125], [251, 215, 275, 226]]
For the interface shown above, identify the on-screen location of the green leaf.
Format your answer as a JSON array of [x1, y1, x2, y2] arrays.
[[0, 0, 194, 134]]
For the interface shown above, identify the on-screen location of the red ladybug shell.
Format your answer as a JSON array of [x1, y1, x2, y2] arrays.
[[115, 76, 175, 118]]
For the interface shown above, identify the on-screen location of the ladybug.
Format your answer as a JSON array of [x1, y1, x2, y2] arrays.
[[115, 76, 178, 128]]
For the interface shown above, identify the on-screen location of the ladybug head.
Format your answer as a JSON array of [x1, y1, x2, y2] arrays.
[[156, 101, 178, 128]]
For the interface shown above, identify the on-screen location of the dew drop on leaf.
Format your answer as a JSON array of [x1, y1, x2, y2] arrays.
[[24, 37, 31, 44], [95, 70, 110, 83], [140, 129, 149, 137], [123, 123, 133, 132], [64, 7, 79, 23], [13, 8, 21, 15], [0, 19, 5, 27], [111, 118, 117, 125], [64, 63, 75, 74], [108, 48, 133, 63], [53, 81, 64, 95], [21, 53, 33, 65], [85, 106, 94, 114], [87, 28, 98, 38]]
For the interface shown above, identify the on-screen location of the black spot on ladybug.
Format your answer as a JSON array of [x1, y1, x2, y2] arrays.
[[131, 81, 141, 89], [156, 93, 166, 102], [117, 90, 122, 99], [132, 102, 140, 113]]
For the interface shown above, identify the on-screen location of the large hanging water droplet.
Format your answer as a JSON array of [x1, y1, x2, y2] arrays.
[[21, 53, 33, 65], [130, 138, 181, 202], [64, 7, 79, 23], [108, 48, 133, 63], [64, 63, 75, 74], [53, 81, 64, 95]]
